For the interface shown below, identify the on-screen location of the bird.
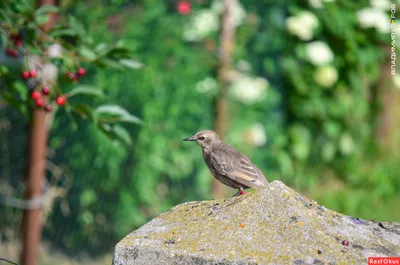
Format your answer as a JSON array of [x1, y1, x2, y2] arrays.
[[183, 130, 269, 196]]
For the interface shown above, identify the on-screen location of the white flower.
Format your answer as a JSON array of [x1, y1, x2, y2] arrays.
[[392, 74, 400, 89], [286, 11, 319, 41], [231, 76, 269, 104], [211, 0, 223, 14], [183, 10, 219, 41], [196, 77, 218, 94], [309, 0, 323, 8], [211, 0, 246, 26], [247, 123, 267, 147], [230, 1, 246, 26], [313, 65, 338, 87], [370, 0, 391, 11], [41, 63, 58, 83], [357, 8, 390, 34], [48, 43, 63, 58], [305, 41, 334, 66]]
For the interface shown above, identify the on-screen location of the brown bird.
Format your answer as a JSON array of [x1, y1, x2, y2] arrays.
[[183, 130, 269, 196]]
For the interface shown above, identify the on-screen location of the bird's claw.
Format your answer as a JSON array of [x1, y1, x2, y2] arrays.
[[232, 189, 246, 197]]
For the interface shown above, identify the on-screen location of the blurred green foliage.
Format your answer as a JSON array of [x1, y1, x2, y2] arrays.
[[1, 0, 400, 258]]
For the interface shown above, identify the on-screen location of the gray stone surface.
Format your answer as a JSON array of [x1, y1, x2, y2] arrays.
[[112, 181, 400, 265]]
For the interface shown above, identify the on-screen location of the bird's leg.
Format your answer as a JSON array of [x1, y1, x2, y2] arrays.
[[232, 187, 246, 197]]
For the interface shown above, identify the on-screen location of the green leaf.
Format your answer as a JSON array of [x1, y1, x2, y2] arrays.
[[80, 189, 97, 207], [112, 125, 132, 145], [0, 65, 9, 75], [79, 47, 97, 61], [13, 81, 28, 101], [289, 124, 311, 160], [277, 151, 293, 176], [340, 133, 355, 155], [97, 58, 124, 70], [95, 105, 142, 125], [322, 141, 336, 162], [68, 15, 86, 36], [72, 103, 98, 124], [50, 29, 78, 37], [119, 59, 143, 69], [81, 210, 94, 225], [95, 43, 111, 56], [67, 85, 104, 98], [106, 47, 131, 57], [35, 5, 59, 16], [35, 14, 49, 25], [14, 1, 34, 14], [1, 33, 9, 49], [0, 92, 29, 118], [324, 121, 341, 139], [98, 123, 113, 139]]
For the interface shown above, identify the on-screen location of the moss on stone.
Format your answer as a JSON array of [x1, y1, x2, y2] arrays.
[[113, 181, 400, 265]]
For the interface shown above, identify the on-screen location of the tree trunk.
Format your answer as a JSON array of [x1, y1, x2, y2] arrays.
[[213, 0, 237, 198], [20, 1, 56, 264]]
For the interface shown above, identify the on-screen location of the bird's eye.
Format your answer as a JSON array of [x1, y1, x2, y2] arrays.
[[198, 137, 205, 141]]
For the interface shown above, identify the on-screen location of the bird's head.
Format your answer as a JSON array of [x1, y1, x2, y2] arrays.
[[183, 130, 220, 149]]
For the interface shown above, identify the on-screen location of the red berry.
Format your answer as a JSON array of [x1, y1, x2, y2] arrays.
[[56, 96, 66, 106], [21, 71, 31, 79], [35, 98, 44, 107], [31, 91, 41, 100], [342, 240, 349, 246], [44, 105, 53, 112], [177, 1, 191, 15], [77, 67, 86, 76], [6, 49, 19, 58], [239, 190, 246, 195], [42, 86, 50, 95], [15, 39, 22, 47], [30, 69, 37, 78]]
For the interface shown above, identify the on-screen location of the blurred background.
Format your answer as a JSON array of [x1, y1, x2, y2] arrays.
[[1, 0, 400, 264]]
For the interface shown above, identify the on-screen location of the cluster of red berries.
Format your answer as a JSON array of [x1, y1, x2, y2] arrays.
[[31, 86, 66, 112], [177, 1, 191, 15], [6, 48, 19, 58], [5, 33, 22, 58], [21, 69, 37, 79], [21, 67, 86, 82], [66, 67, 86, 81]]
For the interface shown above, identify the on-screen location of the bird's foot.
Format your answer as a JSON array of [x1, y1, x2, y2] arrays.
[[232, 189, 246, 197]]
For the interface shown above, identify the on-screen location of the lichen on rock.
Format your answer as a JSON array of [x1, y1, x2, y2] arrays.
[[112, 181, 400, 265]]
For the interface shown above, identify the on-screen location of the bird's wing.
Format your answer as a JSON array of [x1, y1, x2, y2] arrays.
[[231, 157, 268, 189], [211, 143, 268, 189]]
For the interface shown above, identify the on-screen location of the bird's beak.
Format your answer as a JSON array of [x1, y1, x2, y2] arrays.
[[183, 135, 196, 141]]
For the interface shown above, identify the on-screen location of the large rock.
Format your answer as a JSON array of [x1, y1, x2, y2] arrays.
[[112, 181, 400, 265]]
